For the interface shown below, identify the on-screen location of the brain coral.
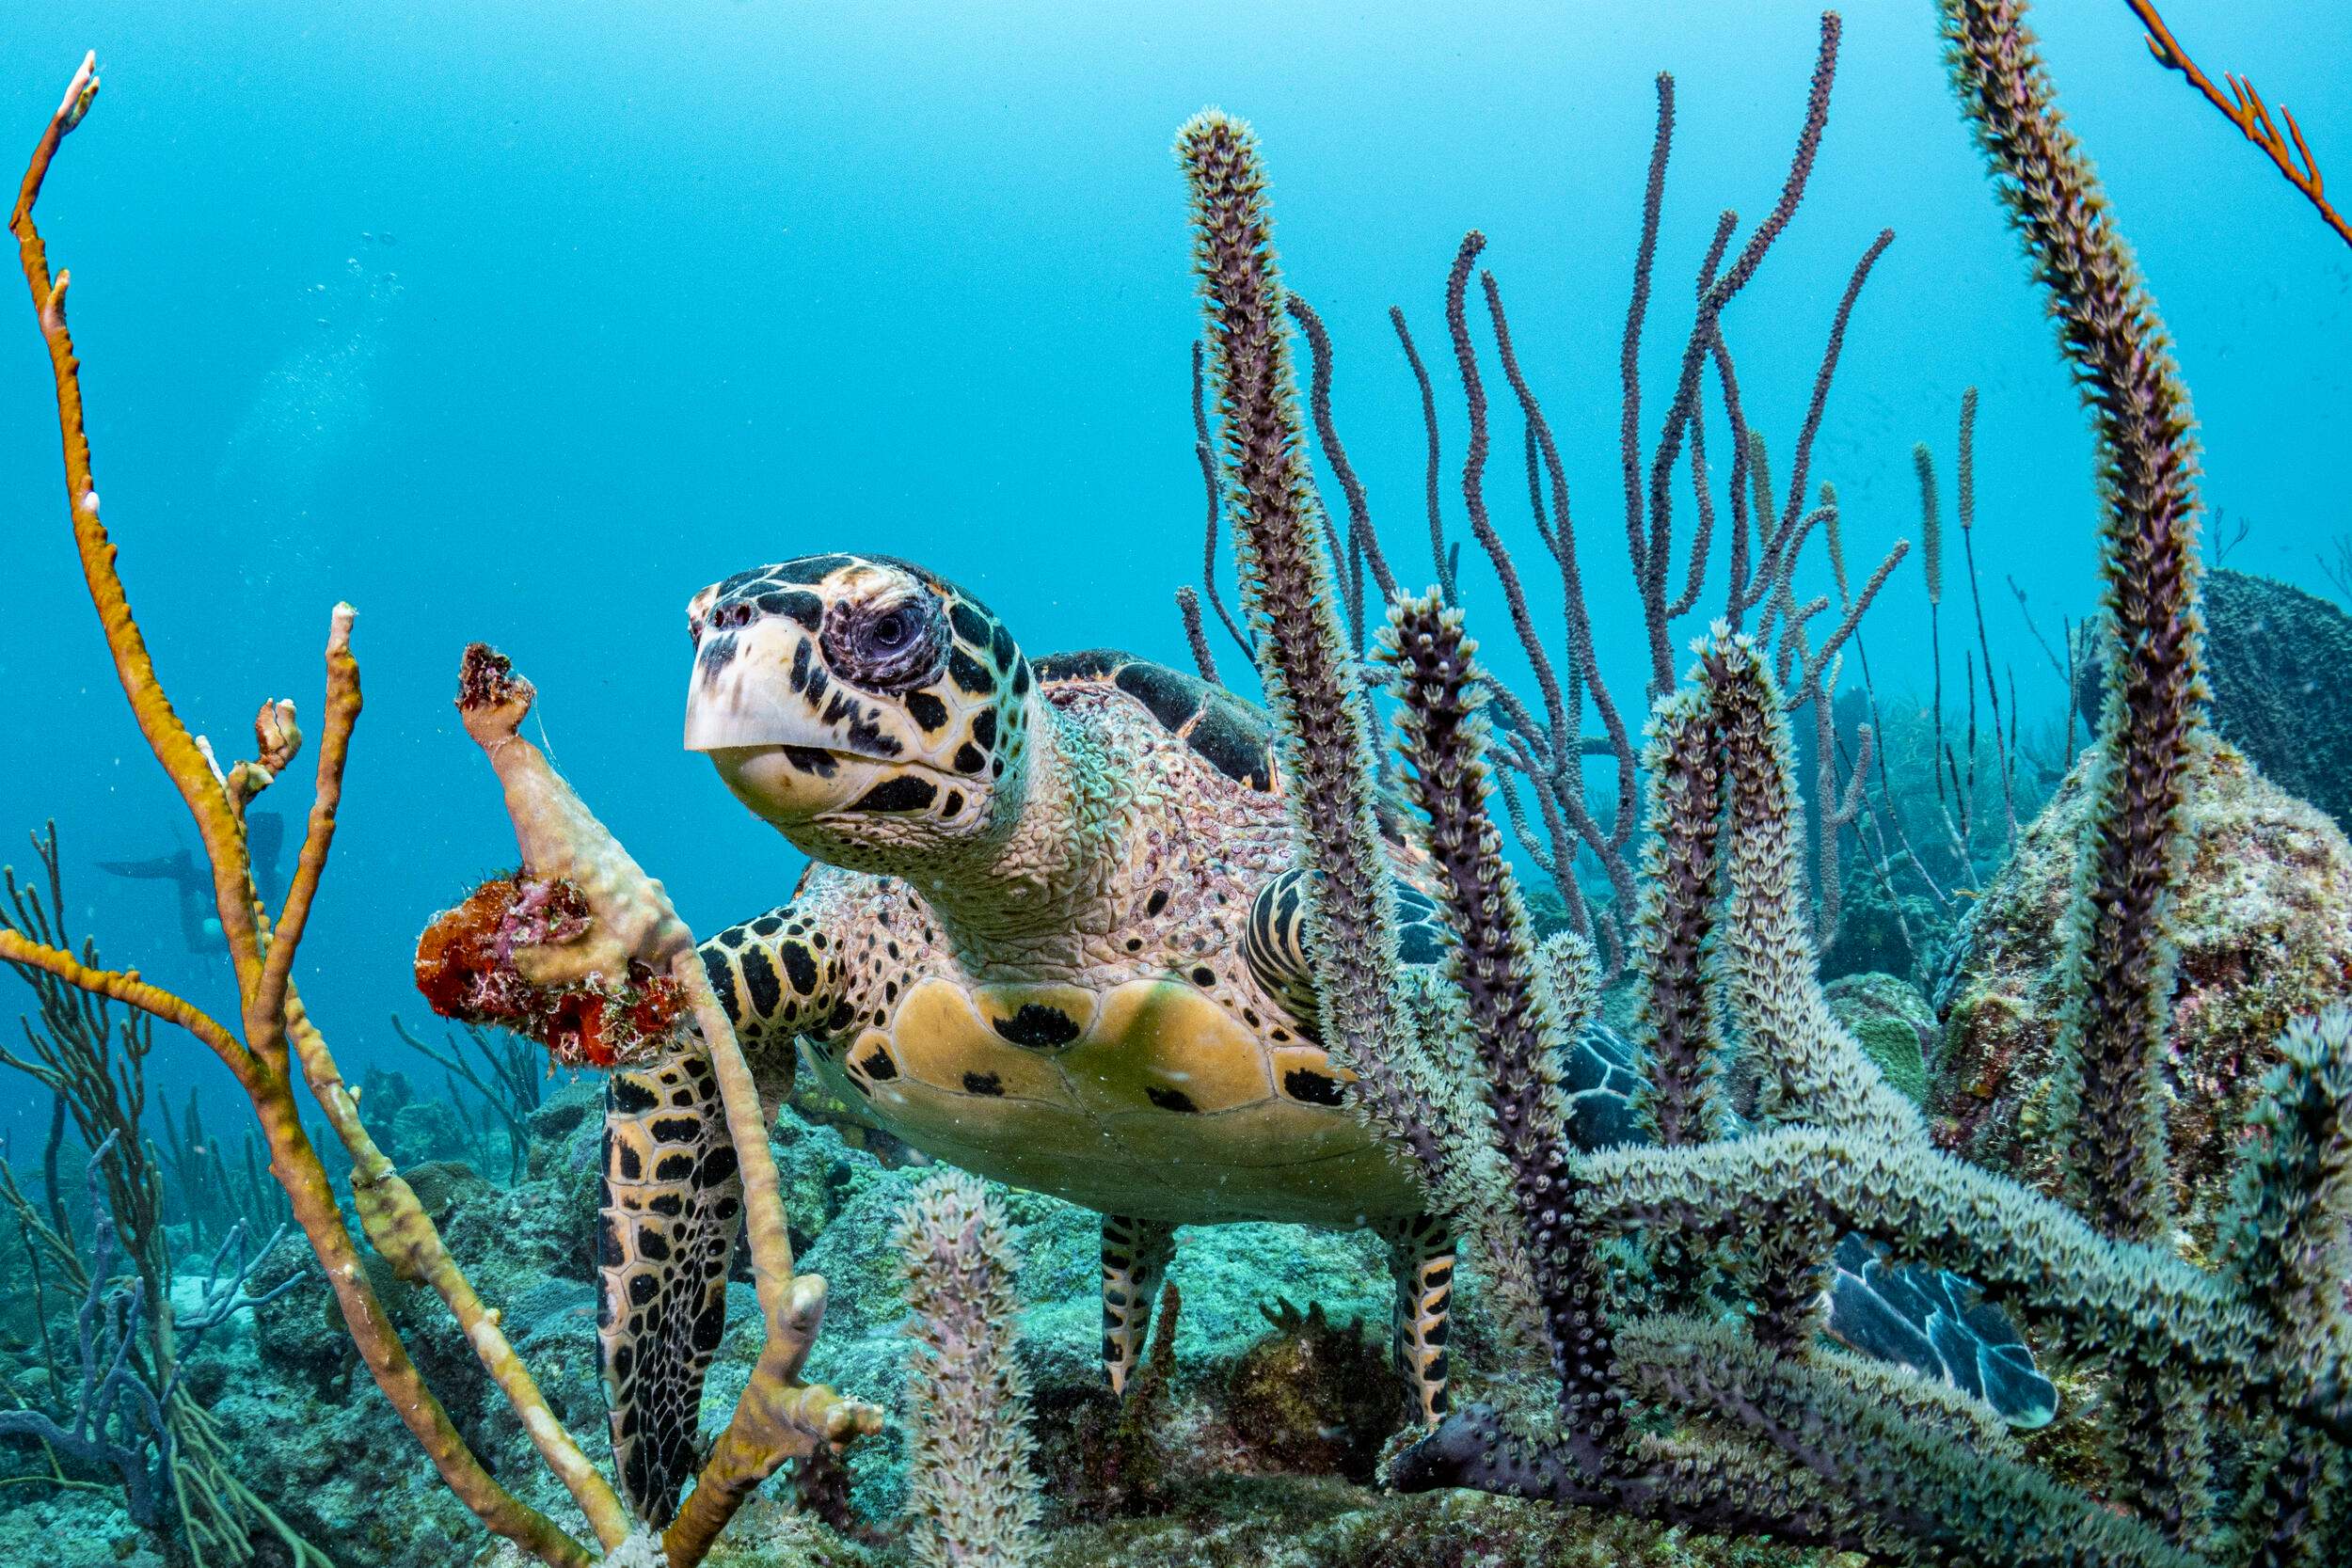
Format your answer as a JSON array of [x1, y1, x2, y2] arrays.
[[1931, 741, 2352, 1258]]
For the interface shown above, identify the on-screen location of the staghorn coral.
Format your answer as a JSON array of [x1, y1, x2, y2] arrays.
[[895, 1171, 1041, 1568]]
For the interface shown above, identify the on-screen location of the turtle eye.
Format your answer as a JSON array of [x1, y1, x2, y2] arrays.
[[822, 591, 947, 693]]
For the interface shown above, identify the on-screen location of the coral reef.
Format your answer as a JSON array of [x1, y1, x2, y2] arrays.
[[1822, 972, 1936, 1106], [1933, 742, 2352, 1257], [1174, 3, 2352, 1561], [2200, 567, 2352, 832]]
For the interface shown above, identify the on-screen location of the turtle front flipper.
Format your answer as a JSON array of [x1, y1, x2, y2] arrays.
[[1101, 1214, 1177, 1395], [601, 907, 842, 1524], [1377, 1213, 1454, 1428], [599, 1050, 742, 1526], [698, 898, 847, 1063], [1243, 867, 1451, 1034]]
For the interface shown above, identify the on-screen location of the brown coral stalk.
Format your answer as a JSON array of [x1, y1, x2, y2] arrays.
[[9, 56, 597, 1567], [1379, 591, 1626, 1466], [1176, 108, 1436, 1178], [1945, 0, 2207, 1247]]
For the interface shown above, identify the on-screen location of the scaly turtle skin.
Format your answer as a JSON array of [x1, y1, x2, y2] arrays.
[[597, 552, 1458, 1523], [595, 551, 2052, 1526]]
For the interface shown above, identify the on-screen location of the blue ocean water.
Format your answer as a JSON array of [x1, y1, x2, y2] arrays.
[[1, 0, 2345, 1147]]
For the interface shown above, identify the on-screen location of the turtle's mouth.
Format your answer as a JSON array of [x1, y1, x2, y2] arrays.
[[703, 743, 952, 828]]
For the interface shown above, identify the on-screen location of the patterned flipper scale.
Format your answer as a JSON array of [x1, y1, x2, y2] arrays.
[[1376, 1212, 1455, 1427], [1565, 1022, 2059, 1429], [1101, 1214, 1177, 1394], [599, 1049, 743, 1525]]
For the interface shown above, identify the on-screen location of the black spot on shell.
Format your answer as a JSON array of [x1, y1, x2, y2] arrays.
[[970, 709, 996, 750], [628, 1273, 660, 1307], [906, 689, 949, 731], [1189, 966, 1216, 988], [961, 1071, 1004, 1097], [654, 1153, 696, 1181], [848, 775, 938, 813], [751, 914, 784, 937], [612, 1078, 660, 1115], [1012, 657, 1031, 695], [1114, 660, 1202, 733], [1188, 698, 1277, 789], [640, 1231, 671, 1263], [1035, 648, 1118, 681], [649, 1194, 684, 1217], [739, 949, 782, 1020], [943, 789, 964, 816], [992, 1004, 1081, 1049], [616, 1144, 643, 1181], [598, 1215, 625, 1267], [700, 1145, 739, 1185], [781, 940, 818, 1001], [856, 1047, 898, 1082], [1397, 923, 1447, 966], [1146, 1085, 1200, 1114], [952, 743, 984, 774], [789, 638, 811, 692], [1145, 889, 1169, 916], [1283, 1068, 1345, 1105], [990, 623, 1016, 670], [650, 1117, 702, 1146]]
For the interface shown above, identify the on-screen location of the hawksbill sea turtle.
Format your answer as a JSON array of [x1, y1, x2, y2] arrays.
[[589, 551, 2056, 1524]]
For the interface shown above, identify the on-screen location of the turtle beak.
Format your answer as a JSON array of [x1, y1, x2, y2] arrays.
[[684, 608, 908, 828], [684, 609, 826, 754]]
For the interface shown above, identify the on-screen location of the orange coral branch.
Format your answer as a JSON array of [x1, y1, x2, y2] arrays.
[[2125, 0, 2352, 248], [0, 927, 252, 1080], [9, 55, 598, 1568], [251, 604, 360, 1056], [8, 54, 273, 995], [281, 992, 634, 1550]]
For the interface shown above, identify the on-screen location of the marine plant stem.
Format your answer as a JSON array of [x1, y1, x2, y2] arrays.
[[8, 55, 599, 1568]]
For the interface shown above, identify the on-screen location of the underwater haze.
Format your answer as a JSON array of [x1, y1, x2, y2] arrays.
[[2, 1, 2350, 1564]]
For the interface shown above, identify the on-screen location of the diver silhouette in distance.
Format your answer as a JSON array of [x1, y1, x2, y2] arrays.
[[96, 811, 286, 953]]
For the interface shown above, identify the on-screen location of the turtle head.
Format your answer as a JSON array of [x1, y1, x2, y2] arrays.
[[683, 554, 1035, 865]]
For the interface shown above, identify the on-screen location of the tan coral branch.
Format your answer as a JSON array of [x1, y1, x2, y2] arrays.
[[9, 55, 597, 1568]]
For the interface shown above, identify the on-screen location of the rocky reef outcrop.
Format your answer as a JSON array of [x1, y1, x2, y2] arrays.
[[1931, 741, 2352, 1255], [2198, 567, 2352, 832]]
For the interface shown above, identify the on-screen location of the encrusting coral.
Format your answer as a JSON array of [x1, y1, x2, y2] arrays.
[[894, 1171, 1041, 1568]]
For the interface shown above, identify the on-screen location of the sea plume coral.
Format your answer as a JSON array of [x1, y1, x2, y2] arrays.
[[896, 1171, 1042, 1568]]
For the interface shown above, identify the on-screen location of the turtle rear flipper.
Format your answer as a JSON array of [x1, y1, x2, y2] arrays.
[[599, 1050, 743, 1525], [1825, 1233, 2059, 1429]]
